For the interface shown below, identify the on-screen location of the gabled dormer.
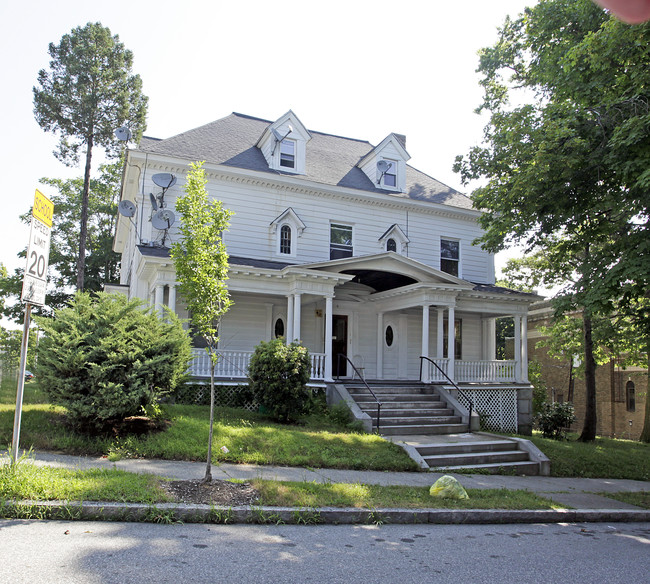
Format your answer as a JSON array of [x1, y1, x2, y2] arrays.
[[270, 207, 306, 258], [378, 224, 410, 254], [257, 111, 311, 175], [358, 133, 411, 192]]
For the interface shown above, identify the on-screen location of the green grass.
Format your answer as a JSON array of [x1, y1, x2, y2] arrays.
[[252, 480, 564, 510], [0, 459, 171, 503], [600, 491, 650, 510], [524, 432, 650, 481]]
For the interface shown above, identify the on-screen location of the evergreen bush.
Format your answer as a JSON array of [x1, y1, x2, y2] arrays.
[[535, 402, 576, 440], [36, 292, 192, 432], [248, 338, 311, 423]]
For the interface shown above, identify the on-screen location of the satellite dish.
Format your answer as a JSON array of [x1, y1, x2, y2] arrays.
[[152, 209, 176, 230], [271, 128, 284, 142], [152, 173, 177, 189], [114, 126, 132, 142], [118, 200, 136, 217], [149, 193, 158, 211], [377, 160, 391, 173]]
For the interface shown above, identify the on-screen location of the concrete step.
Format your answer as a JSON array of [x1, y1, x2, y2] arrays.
[[351, 394, 442, 404], [359, 406, 454, 417], [379, 423, 468, 436], [423, 450, 530, 467], [378, 415, 462, 426], [416, 440, 515, 456], [431, 460, 541, 475]]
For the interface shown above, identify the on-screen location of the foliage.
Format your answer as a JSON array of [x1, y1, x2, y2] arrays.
[[35, 292, 191, 432], [170, 161, 233, 481], [528, 360, 548, 418], [454, 1, 650, 440], [0, 327, 39, 371], [535, 402, 576, 440], [33, 22, 147, 290], [248, 338, 312, 423], [0, 163, 122, 323]]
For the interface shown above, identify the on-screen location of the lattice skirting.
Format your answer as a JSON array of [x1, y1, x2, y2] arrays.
[[170, 383, 258, 412], [459, 389, 519, 433]]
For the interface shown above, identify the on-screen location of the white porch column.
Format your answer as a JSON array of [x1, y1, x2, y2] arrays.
[[447, 305, 455, 381], [483, 317, 496, 360], [513, 315, 522, 382], [521, 314, 529, 382], [168, 284, 177, 315], [286, 295, 294, 344], [292, 293, 302, 341], [376, 312, 384, 380], [421, 305, 430, 383], [324, 296, 333, 381], [436, 307, 445, 359], [154, 284, 165, 319]]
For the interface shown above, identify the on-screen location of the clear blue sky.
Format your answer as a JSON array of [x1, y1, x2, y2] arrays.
[[0, 0, 539, 322]]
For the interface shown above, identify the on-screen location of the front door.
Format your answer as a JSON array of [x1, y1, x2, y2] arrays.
[[332, 315, 348, 377]]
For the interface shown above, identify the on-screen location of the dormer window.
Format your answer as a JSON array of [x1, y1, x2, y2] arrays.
[[270, 207, 305, 258], [357, 134, 410, 192], [386, 238, 397, 252], [280, 140, 295, 169], [378, 224, 409, 254], [280, 224, 292, 254], [381, 160, 397, 188]]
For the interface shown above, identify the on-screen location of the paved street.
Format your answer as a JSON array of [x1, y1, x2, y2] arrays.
[[1, 520, 648, 583]]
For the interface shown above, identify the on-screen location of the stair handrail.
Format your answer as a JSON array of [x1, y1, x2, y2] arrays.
[[336, 354, 382, 433], [419, 355, 474, 433]]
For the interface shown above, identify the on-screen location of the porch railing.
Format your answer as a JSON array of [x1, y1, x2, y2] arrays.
[[190, 348, 326, 381], [455, 360, 516, 383]]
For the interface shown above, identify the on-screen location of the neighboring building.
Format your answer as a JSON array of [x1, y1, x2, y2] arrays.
[[528, 302, 647, 440], [109, 111, 538, 432]]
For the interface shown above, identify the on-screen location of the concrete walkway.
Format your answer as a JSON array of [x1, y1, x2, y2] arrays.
[[4, 449, 647, 524]]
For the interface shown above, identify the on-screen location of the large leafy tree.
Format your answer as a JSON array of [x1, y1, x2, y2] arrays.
[[170, 162, 233, 482], [0, 163, 122, 322], [33, 22, 147, 291], [454, 0, 650, 441]]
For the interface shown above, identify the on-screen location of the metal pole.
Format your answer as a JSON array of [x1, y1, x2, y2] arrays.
[[11, 302, 32, 463]]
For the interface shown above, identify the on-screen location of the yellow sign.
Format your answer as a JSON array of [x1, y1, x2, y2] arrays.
[[33, 189, 54, 228]]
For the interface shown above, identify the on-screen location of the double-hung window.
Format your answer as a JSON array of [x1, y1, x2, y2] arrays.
[[440, 238, 460, 276], [330, 223, 353, 259], [279, 140, 295, 169]]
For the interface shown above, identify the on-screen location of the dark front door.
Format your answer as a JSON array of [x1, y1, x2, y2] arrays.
[[332, 315, 348, 377]]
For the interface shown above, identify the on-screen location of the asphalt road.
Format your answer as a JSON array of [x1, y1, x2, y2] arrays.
[[1, 520, 648, 583]]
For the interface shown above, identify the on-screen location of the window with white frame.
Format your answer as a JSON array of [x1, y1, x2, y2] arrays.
[[440, 238, 460, 276], [381, 159, 397, 188], [386, 238, 397, 252], [280, 224, 292, 255], [279, 140, 296, 169], [330, 223, 353, 259]]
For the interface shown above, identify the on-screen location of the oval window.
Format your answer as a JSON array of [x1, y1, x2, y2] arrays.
[[274, 318, 285, 338], [385, 325, 394, 347]]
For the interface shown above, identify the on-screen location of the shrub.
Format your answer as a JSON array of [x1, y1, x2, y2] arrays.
[[248, 338, 311, 423], [36, 292, 192, 432], [535, 402, 576, 440]]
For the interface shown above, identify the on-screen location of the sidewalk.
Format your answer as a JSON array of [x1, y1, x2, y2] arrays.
[[6, 450, 648, 524]]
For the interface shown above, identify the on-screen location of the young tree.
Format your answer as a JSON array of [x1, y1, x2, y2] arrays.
[[33, 22, 148, 291], [454, 0, 650, 440], [0, 163, 122, 323], [170, 162, 233, 482]]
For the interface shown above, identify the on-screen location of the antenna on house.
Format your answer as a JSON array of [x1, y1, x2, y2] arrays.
[[152, 209, 176, 246], [149, 193, 158, 211], [151, 173, 176, 208], [376, 160, 392, 184], [114, 126, 132, 142], [271, 125, 294, 155], [118, 199, 141, 241]]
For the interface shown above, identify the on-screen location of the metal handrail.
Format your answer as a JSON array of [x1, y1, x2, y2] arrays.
[[419, 355, 474, 433], [335, 354, 383, 433]]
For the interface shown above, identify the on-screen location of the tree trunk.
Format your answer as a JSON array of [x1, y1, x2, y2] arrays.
[[579, 313, 598, 441], [640, 344, 650, 443], [204, 354, 215, 482], [76, 133, 94, 291]]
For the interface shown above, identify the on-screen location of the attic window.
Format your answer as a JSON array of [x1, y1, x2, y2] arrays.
[[386, 238, 397, 252], [280, 140, 295, 169], [382, 161, 397, 187]]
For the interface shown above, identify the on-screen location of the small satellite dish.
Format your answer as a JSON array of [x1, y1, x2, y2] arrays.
[[152, 209, 176, 230], [152, 173, 177, 189], [271, 128, 284, 142], [114, 126, 132, 142], [118, 200, 136, 217], [377, 160, 391, 173], [149, 193, 158, 211]]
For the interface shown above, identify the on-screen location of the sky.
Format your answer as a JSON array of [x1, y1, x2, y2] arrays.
[[0, 0, 539, 322]]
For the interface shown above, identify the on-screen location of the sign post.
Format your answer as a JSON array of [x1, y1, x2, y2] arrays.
[[12, 189, 54, 463]]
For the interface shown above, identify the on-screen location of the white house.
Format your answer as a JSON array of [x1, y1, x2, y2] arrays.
[[110, 111, 538, 433]]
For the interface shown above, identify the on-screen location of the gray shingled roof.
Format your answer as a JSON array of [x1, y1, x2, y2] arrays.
[[137, 113, 473, 211]]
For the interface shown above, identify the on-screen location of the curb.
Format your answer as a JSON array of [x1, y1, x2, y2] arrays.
[[3, 500, 649, 525]]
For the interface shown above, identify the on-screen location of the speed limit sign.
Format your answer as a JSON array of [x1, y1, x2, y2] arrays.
[[21, 189, 54, 306]]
